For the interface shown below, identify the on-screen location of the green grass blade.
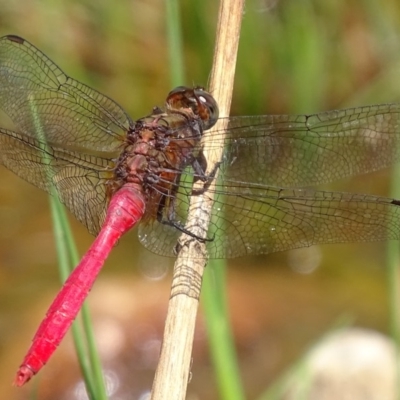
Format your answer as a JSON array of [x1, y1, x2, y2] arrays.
[[387, 164, 400, 399], [203, 263, 245, 400], [28, 95, 107, 400], [49, 197, 98, 400], [50, 198, 107, 400], [166, 0, 185, 86]]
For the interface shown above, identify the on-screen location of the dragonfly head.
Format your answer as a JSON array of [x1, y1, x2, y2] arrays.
[[166, 86, 219, 130]]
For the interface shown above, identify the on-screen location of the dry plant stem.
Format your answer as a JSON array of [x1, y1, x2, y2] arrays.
[[150, 0, 245, 399]]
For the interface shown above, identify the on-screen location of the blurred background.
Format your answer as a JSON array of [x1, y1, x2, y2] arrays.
[[0, 0, 400, 399]]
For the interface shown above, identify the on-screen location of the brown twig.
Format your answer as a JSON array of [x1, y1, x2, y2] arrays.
[[150, 1, 245, 399]]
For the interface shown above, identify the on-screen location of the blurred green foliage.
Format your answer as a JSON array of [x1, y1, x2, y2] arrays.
[[2, 0, 400, 399], [1, 0, 400, 117]]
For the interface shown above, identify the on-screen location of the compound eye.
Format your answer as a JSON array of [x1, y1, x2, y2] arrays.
[[166, 86, 219, 130], [195, 88, 219, 129], [167, 86, 188, 97], [166, 86, 194, 109]]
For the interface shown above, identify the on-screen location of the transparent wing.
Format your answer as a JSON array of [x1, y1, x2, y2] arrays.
[[0, 35, 131, 152], [139, 102, 400, 258], [0, 128, 113, 235], [3, 35, 400, 257], [138, 178, 400, 258], [206, 104, 400, 187]]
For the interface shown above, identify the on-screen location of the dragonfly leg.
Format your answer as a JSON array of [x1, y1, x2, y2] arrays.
[[155, 184, 214, 243], [192, 154, 221, 195], [162, 218, 214, 242]]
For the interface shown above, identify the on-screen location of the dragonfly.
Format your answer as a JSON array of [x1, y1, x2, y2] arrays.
[[1, 34, 400, 386]]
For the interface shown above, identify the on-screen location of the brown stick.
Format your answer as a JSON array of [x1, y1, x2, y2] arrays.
[[150, 1, 245, 399]]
